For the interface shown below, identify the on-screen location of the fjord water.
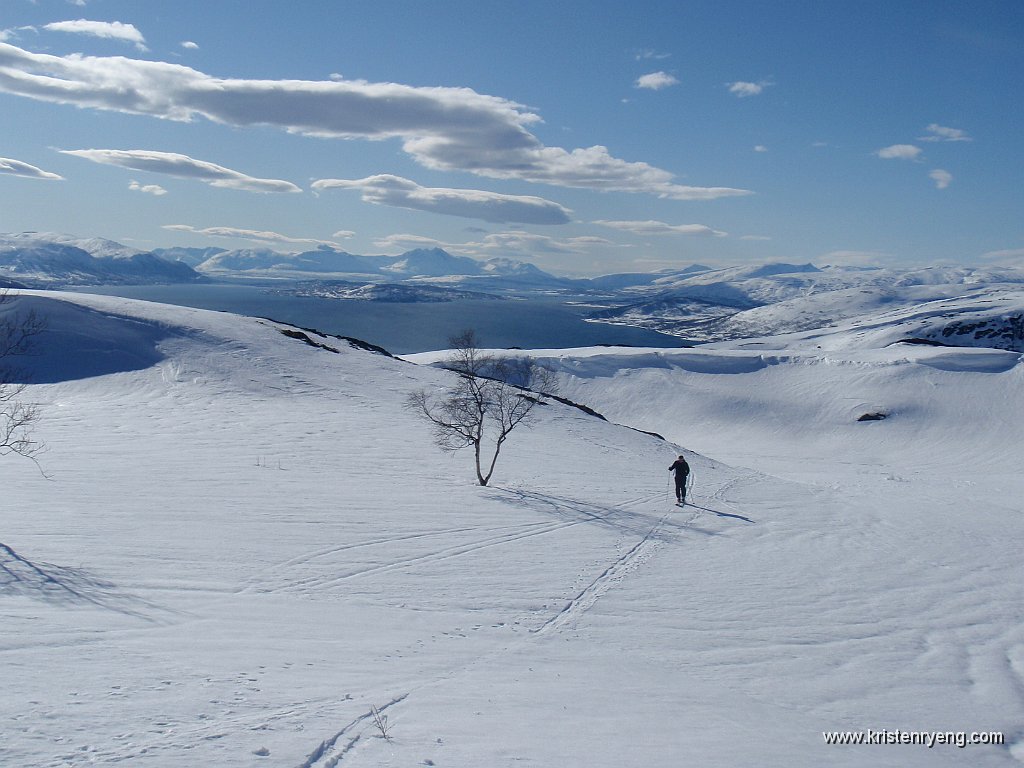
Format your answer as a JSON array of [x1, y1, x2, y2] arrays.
[[71, 283, 687, 353]]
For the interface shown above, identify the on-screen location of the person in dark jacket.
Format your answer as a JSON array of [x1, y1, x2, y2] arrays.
[[669, 455, 690, 504]]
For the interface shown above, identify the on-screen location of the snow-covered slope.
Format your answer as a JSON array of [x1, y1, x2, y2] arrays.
[[590, 262, 1024, 343], [195, 246, 384, 276], [0, 233, 204, 285], [290, 281, 505, 302], [4, 292, 1023, 766]]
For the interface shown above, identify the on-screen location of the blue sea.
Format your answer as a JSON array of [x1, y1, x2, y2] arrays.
[[73, 283, 688, 354]]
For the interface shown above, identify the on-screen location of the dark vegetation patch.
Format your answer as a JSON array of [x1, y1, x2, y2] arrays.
[[263, 318, 399, 359], [857, 412, 888, 422]]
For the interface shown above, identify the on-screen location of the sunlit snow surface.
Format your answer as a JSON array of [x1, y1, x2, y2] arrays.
[[3, 291, 1023, 766]]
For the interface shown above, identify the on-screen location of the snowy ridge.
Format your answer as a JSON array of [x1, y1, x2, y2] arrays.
[[3, 291, 1023, 766], [0, 233, 203, 285], [589, 262, 1024, 344]]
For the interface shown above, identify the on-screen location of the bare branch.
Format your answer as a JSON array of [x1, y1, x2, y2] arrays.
[[0, 289, 45, 464], [407, 330, 556, 486]]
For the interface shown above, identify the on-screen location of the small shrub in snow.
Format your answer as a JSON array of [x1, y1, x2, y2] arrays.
[[371, 704, 391, 741]]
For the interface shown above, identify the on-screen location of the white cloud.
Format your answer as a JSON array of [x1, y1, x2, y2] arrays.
[[373, 233, 449, 252], [875, 144, 923, 160], [980, 248, 1024, 266], [129, 179, 166, 195], [469, 232, 614, 255], [727, 80, 771, 97], [919, 123, 971, 142], [0, 42, 751, 201], [819, 250, 889, 266], [593, 219, 726, 237], [312, 174, 572, 224], [60, 149, 301, 193], [331, 229, 355, 239], [375, 231, 614, 258], [180, 41, 199, 50], [164, 225, 343, 247], [0, 156, 63, 180], [753, 145, 768, 152], [42, 19, 147, 50], [635, 71, 679, 90], [929, 169, 952, 189], [740, 235, 772, 241], [635, 49, 671, 61]]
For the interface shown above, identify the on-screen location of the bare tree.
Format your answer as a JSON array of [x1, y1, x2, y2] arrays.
[[0, 289, 45, 462], [407, 330, 556, 486]]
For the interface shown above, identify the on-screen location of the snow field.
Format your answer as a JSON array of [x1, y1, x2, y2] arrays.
[[2, 292, 1022, 766]]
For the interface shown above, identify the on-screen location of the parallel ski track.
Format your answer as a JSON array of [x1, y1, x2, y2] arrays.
[[532, 501, 702, 636], [297, 693, 408, 768], [266, 492, 663, 594]]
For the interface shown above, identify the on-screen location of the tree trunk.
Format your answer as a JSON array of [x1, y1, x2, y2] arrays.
[[474, 439, 487, 485]]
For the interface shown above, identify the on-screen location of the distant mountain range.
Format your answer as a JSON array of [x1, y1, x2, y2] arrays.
[[0, 233, 202, 286], [0, 233, 587, 289], [587, 261, 1024, 348], [5, 231, 1021, 352]]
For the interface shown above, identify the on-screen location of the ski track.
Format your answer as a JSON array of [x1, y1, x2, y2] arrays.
[[272, 524, 507, 570], [258, 491, 666, 595], [531, 503, 699, 636], [297, 693, 408, 768]]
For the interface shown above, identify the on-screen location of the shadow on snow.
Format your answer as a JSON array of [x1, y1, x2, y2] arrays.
[[0, 542, 165, 620], [488, 486, 721, 538]]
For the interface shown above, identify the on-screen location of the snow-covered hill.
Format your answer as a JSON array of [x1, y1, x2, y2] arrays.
[[0, 233, 204, 286], [3, 291, 1021, 766], [288, 280, 505, 303], [151, 245, 227, 267], [589, 262, 1024, 344], [0, 233, 566, 290], [193, 244, 566, 287]]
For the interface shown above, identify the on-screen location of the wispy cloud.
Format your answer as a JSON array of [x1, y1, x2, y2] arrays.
[[929, 169, 952, 189], [0, 42, 751, 201], [819, 250, 889, 266], [59, 149, 301, 193], [594, 219, 726, 237], [0, 156, 63, 180], [919, 123, 971, 142], [875, 144, 922, 160], [164, 224, 343, 247], [373, 233, 448, 251], [753, 145, 768, 153], [635, 71, 679, 90], [42, 20, 147, 50], [470, 232, 614, 256], [634, 49, 671, 61], [980, 248, 1024, 266], [129, 179, 166, 195], [312, 174, 572, 225], [180, 41, 199, 50], [727, 80, 772, 97], [740, 235, 771, 241], [374, 231, 614, 258]]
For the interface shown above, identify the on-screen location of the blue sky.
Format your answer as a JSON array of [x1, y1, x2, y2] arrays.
[[1, 0, 1021, 276]]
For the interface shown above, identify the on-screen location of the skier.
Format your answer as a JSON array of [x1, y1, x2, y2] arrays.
[[669, 454, 690, 505]]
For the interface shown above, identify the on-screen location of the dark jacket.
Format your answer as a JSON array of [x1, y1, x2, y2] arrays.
[[669, 458, 690, 479]]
